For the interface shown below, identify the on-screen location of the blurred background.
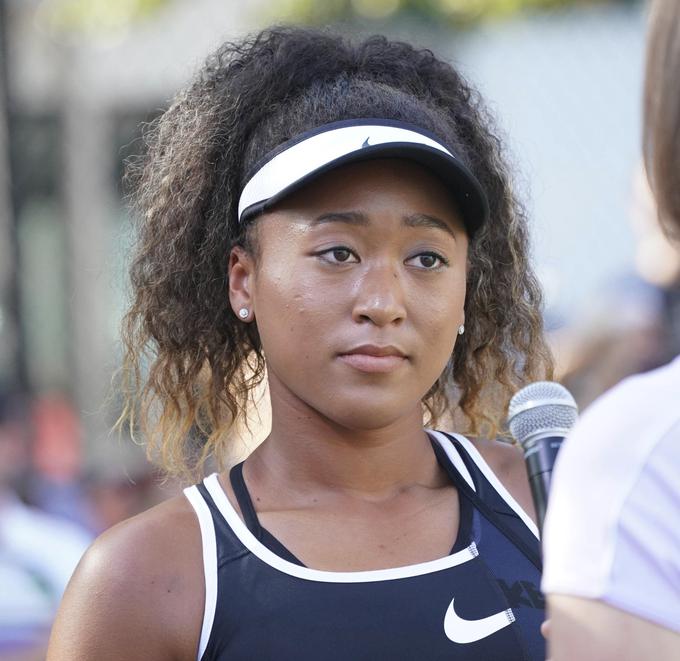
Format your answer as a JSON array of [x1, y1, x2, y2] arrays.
[[2, 0, 679, 656]]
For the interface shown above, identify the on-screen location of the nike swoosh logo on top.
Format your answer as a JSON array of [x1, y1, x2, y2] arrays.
[[443, 598, 515, 644], [362, 137, 370, 148]]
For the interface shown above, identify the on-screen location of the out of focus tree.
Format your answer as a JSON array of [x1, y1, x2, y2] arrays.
[[38, 0, 170, 34], [267, 0, 641, 26], [39, 0, 641, 34]]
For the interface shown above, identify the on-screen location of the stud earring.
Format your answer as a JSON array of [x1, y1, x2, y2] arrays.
[[238, 308, 249, 320], [458, 324, 465, 335]]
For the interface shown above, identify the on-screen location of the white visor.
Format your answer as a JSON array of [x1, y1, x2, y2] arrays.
[[237, 119, 488, 235]]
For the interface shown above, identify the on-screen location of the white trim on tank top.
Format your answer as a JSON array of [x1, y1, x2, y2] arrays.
[[182, 431, 537, 659], [184, 477, 478, 661], [183, 485, 218, 661], [444, 433, 540, 540], [426, 429, 475, 489], [200, 471, 478, 583]]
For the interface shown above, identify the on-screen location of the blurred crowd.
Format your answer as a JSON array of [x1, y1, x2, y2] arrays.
[[0, 388, 176, 660], [554, 170, 680, 408]]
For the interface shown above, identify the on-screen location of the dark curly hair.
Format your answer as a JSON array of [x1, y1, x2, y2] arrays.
[[119, 26, 553, 481]]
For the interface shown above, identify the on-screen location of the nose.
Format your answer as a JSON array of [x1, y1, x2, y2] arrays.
[[352, 262, 407, 327]]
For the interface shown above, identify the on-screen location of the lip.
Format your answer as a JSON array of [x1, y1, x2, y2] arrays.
[[337, 344, 408, 374]]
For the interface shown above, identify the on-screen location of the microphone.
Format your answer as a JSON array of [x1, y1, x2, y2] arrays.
[[507, 382, 578, 533]]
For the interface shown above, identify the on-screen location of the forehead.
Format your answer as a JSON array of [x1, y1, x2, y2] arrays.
[[264, 159, 465, 230]]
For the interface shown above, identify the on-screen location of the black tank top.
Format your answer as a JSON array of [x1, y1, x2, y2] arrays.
[[184, 431, 545, 660]]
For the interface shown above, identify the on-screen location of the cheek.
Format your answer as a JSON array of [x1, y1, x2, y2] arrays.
[[417, 311, 459, 369], [411, 275, 466, 362], [414, 269, 466, 321], [252, 258, 339, 359]]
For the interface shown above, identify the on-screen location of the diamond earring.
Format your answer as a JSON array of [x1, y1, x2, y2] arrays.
[[238, 308, 249, 320], [458, 324, 465, 335]]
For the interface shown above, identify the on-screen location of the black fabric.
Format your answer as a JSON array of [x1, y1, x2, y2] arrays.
[[228, 464, 259, 533], [194, 434, 545, 661], [228, 436, 538, 568], [228, 438, 475, 563], [229, 463, 305, 565], [435, 433, 543, 572]]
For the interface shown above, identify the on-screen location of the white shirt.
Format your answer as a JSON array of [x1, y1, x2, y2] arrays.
[[541, 356, 680, 633], [0, 495, 92, 647]]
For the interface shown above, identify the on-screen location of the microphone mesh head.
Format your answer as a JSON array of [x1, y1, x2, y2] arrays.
[[508, 381, 578, 447]]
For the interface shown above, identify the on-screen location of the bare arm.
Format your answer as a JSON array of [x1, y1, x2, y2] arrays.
[[47, 496, 204, 661], [547, 595, 680, 661]]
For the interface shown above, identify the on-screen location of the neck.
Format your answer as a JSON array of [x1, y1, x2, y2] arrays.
[[248, 385, 444, 500]]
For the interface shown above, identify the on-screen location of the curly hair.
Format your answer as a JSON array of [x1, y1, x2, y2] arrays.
[[644, 0, 680, 238], [120, 26, 553, 482]]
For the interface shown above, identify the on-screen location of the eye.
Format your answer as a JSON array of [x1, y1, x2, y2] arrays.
[[317, 247, 359, 264], [406, 252, 449, 270]]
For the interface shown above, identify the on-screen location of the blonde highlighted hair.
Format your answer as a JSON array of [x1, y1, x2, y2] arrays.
[[119, 27, 553, 483]]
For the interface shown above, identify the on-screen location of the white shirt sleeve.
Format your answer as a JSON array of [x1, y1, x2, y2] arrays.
[[541, 357, 680, 633]]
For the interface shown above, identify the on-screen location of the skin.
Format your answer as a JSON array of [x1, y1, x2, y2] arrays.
[[545, 596, 680, 661], [47, 159, 536, 660]]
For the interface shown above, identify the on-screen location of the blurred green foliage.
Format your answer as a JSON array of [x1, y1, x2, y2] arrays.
[[267, 0, 640, 26], [39, 0, 640, 34], [40, 0, 169, 34]]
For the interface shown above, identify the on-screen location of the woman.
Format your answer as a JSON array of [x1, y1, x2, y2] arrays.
[[541, 1, 680, 659], [48, 27, 552, 660]]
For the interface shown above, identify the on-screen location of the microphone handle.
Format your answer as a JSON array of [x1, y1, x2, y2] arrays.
[[523, 435, 564, 535]]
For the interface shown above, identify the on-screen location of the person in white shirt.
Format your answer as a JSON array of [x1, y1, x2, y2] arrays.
[[541, 1, 680, 659], [0, 390, 91, 658]]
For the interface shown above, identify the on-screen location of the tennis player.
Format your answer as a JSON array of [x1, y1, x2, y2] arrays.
[[48, 27, 553, 660]]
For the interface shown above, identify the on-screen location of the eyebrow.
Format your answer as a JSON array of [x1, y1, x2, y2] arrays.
[[403, 213, 458, 240], [312, 210, 458, 240]]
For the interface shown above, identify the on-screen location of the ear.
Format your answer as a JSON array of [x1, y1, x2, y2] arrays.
[[228, 246, 256, 320]]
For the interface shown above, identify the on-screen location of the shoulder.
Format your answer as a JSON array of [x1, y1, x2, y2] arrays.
[[548, 358, 680, 530], [567, 356, 680, 451], [543, 359, 680, 605], [461, 436, 537, 526], [544, 417, 680, 617], [471, 437, 525, 480], [47, 493, 204, 661], [81, 492, 202, 590]]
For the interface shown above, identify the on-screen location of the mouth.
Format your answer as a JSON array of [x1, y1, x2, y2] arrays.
[[337, 344, 408, 374]]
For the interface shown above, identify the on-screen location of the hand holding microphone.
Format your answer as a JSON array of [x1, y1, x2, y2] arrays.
[[507, 382, 578, 534]]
